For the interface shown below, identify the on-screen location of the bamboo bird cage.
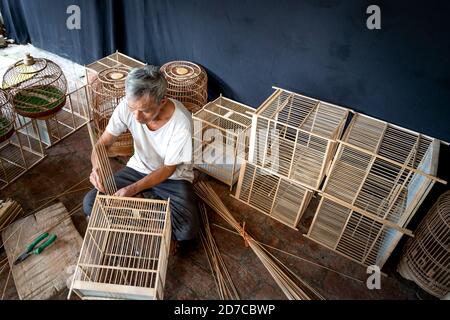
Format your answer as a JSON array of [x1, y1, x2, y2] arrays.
[[248, 87, 350, 190], [85, 51, 146, 86], [233, 161, 313, 229], [90, 67, 133, 157], [3, 53, 67, 119], [160, 61, 208, 113], [398, 190, 450, 298], [68, 195, 171, 300], [0, 90, 45, 190], [306, 113, 445, 268], [193, 95, 254, 187]]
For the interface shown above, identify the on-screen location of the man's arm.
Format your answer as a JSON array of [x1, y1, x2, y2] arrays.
[[90, 131, 118, 193], [114, 165, 177, 197]]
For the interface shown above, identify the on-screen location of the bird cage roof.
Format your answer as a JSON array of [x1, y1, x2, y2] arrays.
[[256, 87, 350, 140], [161, 60, 206, 84], [2, 53, 67, 119], [193, 95, 254, 133], [91, 67, 128, 98], [0, 89, 15, 142], [85, 51, 145, 75]]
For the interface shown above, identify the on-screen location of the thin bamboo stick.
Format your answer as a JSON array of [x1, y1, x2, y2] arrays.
[[194, 181, 325, 300]]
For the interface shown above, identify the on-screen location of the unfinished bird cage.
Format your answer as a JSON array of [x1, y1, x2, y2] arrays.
[[90, 67, 133, 157], [248, 87, 350, 190], [193, 95, 254, 187], [233, 161, 313, 229], [160, 60, 208, 113], [398, 190, 450, 298], [69, 195, 171, 300], [85, 51, 146, 85], [0, 89, 46, 189], [3, 53, 67, 119], [306, 113, 445, 268]]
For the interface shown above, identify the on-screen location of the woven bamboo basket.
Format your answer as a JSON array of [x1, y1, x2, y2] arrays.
[[90, 67, 133, 157], [398, 190, 450, 298], [0, 89, 14, 143], [160, 61, 207, 113], [193, 95, 254, 187], [68, 195, 171, 300], [3, 53, 67, 119]]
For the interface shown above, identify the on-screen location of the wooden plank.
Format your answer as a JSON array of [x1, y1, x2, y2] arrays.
[[1, 202, 83, 300]]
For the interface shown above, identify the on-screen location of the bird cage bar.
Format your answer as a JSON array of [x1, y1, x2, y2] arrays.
[[85, 51, 146, 85], [69, 195, 171, 300], [193, 95, 254, 187], [232, 161, 313, 229], [398, 190, 450, 298], [0, 115, 46, 189], [248, 87, 349, 190]]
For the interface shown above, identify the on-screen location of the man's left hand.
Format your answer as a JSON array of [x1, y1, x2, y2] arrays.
[[114, 185, 138, 197]]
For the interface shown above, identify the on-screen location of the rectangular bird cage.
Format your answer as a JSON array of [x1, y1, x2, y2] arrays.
[[193, 95, 255, 188], [85, 51, 145, 85], [249, 87, 350, 190], [69, 195, 171, 300], [306, 113, 445, 268], [306, 196, 408, 267], [0, 117, 46, 190], [233, 161, 314, 229], [16, 85, 90, 148]]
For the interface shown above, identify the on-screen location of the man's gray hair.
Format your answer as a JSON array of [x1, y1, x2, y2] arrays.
[[125, 65, 167, 103]]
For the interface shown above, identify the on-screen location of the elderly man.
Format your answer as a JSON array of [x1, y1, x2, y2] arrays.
[[83, 65, 200, 242]]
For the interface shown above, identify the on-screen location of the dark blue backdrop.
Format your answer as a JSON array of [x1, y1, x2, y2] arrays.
[[1, 0, 449, 142]]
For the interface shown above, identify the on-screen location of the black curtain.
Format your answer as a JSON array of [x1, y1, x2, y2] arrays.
[[1, 0, 449, 143]]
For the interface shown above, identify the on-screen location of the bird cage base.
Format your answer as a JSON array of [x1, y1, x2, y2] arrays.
[[193, 95, 254, 188], [12, 88, 66, 119], [233, 161, 313, 229], [69, 195, 171, 300], [107, 135, 134, 157], [0, 126, 14, 143], [0, 119, 46, 190]]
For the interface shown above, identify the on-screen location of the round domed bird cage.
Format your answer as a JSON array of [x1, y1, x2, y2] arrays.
[[2, 53, 67, 119], [0, 89, 15, 142], [160, 61, 207, 113], [398, 190, 450, 298], [91, 67, 133, 157]]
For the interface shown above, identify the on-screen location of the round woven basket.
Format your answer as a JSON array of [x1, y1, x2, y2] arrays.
[[160, 61, 207, 113], [3, 54, 67, 119]]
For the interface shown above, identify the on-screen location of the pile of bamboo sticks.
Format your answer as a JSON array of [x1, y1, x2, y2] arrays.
[[195, 181, 324, 300], [199, 203, 239, 300]]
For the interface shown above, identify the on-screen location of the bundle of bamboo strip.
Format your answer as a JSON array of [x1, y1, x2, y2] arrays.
[[86, 122, 117, 195], [199, 203, 239, 300], [0, 199, 23, 232], [194, 181, 324, 300]]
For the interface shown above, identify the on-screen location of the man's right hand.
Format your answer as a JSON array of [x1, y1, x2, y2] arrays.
[[90, 168, 106, 193]]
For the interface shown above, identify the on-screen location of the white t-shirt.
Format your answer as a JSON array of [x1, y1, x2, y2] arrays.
[[106, 98, 194, 182]]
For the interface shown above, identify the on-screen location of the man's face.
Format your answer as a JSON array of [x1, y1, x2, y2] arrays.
[[127, 95, 165, 124]]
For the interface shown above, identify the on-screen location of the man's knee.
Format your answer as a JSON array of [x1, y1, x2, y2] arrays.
[[83, 189, 97, 216]]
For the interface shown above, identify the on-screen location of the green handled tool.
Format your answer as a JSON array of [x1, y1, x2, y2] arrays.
[[14, 232, 57, 265]]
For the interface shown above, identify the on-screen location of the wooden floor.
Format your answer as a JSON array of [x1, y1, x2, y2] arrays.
[[0, 125, 437, 300]]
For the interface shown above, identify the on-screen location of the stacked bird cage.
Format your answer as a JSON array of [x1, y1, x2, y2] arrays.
[[85, 51, 146, 85], [193, 95, 254, 187], [3, 53, 67, 119], [398, 190, 450, 298], [90, 67, 133, 157], [306, 113, 445, 268], [0, 89, 45, 190], [233, 87, 350, 229], [68, 195, 171, 300], [160, 61, 207, 113]]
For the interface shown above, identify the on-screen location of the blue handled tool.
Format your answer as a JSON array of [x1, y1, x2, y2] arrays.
[[14, 232, 57, 265]]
